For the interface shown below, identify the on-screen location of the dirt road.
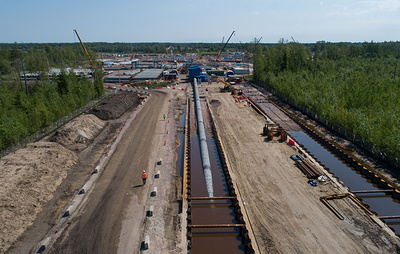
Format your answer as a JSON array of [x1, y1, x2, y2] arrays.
[[49, 91, 170, 253], [207, 86, 400, 253]]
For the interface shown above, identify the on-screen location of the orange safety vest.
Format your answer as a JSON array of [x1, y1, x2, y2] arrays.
[[142, 172, 147, 179]]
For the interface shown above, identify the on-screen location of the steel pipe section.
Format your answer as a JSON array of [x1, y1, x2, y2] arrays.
[[193, 78, 214, 197]]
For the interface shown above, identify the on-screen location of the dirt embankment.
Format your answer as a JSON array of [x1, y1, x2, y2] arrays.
[[49, 114, 106, 152], [0, 142, 77, 253], [1, 91, 143, 254], [89, 92, 142, 120]]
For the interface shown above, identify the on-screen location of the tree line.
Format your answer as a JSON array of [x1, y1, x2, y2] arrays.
[[253, 40, 400, 168], [0, 42, 267, 58], [0, 44, 104, 151]]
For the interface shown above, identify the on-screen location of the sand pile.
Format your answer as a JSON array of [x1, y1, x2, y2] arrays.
[[0, 141, 78, 253], [50, 114, 106, 151]]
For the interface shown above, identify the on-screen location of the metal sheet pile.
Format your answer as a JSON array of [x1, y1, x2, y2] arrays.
[[244, 89, 302, 131]]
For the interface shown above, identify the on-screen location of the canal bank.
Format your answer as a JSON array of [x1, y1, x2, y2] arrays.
[[206, 83, 400, 253]]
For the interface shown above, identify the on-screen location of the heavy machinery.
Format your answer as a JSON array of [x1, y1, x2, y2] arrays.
[[73, 29, 94, 68], [262, 122, 285, 141], [218, 79, 244, 97], [216, 31, 235, 62], [218, 80, 233, 92]]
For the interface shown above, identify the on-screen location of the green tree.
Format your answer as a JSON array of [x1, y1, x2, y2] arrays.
[[57, 70, 70, 95], [93, 68, 105, 97]]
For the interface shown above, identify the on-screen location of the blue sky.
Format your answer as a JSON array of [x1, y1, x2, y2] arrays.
[[1, 0, 400, 43]]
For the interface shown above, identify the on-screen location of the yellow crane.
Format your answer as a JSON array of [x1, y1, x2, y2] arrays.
[[73, 29, 94, 68]]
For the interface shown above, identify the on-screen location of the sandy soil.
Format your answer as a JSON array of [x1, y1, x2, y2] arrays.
[[3, 91, 143, 254], [49, 114, 106, 152], [47, 87, 187, 254], [0, 142, 78, 253], [3, 78, 400, 254], [207, 84, 400, 254]]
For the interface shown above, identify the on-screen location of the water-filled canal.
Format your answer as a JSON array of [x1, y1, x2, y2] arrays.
[[189, 134, 244, 254], [289, 131, 400, 234]]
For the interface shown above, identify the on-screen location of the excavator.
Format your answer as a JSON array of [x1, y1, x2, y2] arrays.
[[74, 29, 94, 68], [218, 79, 243, 95], [218, 80, 233, 92]]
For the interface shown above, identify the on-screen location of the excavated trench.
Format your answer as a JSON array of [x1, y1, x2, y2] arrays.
[[178, 82, 254, 254], [245, 84, 400, 235], [288, 130, 400, 234]]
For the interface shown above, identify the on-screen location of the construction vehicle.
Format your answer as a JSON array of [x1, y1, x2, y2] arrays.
[[217, 79, 242, 94], [216, 31, 235, 62], [74, 29, 94, 68], [262, 122, 284, 141], [218, 80, 233, 92]]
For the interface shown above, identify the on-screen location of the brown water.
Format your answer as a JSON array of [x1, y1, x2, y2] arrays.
[[289, 131, 400, 234], [189, 134, 245, 254], [176, 105, 187, 176], [175, 133, 185, 177]]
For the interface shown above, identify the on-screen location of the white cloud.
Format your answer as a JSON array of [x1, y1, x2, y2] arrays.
[[358, 0, 400, 12]]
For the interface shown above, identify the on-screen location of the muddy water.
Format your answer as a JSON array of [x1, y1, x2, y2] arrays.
[[174, 101, 245, 253], [190, 134, 245, 254], [175, 133, 185, 177], [178, 105, 186, 128], [175, 105, 187, 176], [289, 131, 400, 234]]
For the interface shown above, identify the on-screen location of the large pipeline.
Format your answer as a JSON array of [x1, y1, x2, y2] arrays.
[[193, 78, 214, 197]]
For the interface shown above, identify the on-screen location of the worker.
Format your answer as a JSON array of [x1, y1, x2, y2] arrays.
[[142, 170, 148, 185], [163, 113, 166, 120]]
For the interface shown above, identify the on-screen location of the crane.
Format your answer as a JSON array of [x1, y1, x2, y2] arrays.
[[216, 31, 235, 61], [73, 29, 94, 68]]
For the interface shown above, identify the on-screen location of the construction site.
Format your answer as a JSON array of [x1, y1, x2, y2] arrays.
[[2, 31, 400, 254]]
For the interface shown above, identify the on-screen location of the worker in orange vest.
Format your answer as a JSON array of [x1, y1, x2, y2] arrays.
[[142, 170, 148, 185]]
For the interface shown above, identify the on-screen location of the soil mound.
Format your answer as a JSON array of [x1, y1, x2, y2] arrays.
[[49, 114, 106, 151], [0, 141, 78, 253], [90, 92, 142, 120]]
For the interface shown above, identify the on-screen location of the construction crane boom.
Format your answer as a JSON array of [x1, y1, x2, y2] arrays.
[[73, 29, 93, 68], [216, 31, 235, 61]]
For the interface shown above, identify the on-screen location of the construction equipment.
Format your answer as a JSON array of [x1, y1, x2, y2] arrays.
[[262, 122, 283, 140], [216, 31, 235, 62], [218, 80, 233, 92], [73, 29, 94, 68], [231, 88, 242, 96]]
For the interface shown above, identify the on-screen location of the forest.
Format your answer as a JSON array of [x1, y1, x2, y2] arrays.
[[253, 40, 400, 168], [2, 40, 400, 169], [0, 44, 104, 151]]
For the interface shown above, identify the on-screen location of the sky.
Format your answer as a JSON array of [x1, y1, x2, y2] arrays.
[[1, 0, 400, 44]]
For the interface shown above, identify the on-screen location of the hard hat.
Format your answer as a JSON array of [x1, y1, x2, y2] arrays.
[[143, 170, 145, 173]]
